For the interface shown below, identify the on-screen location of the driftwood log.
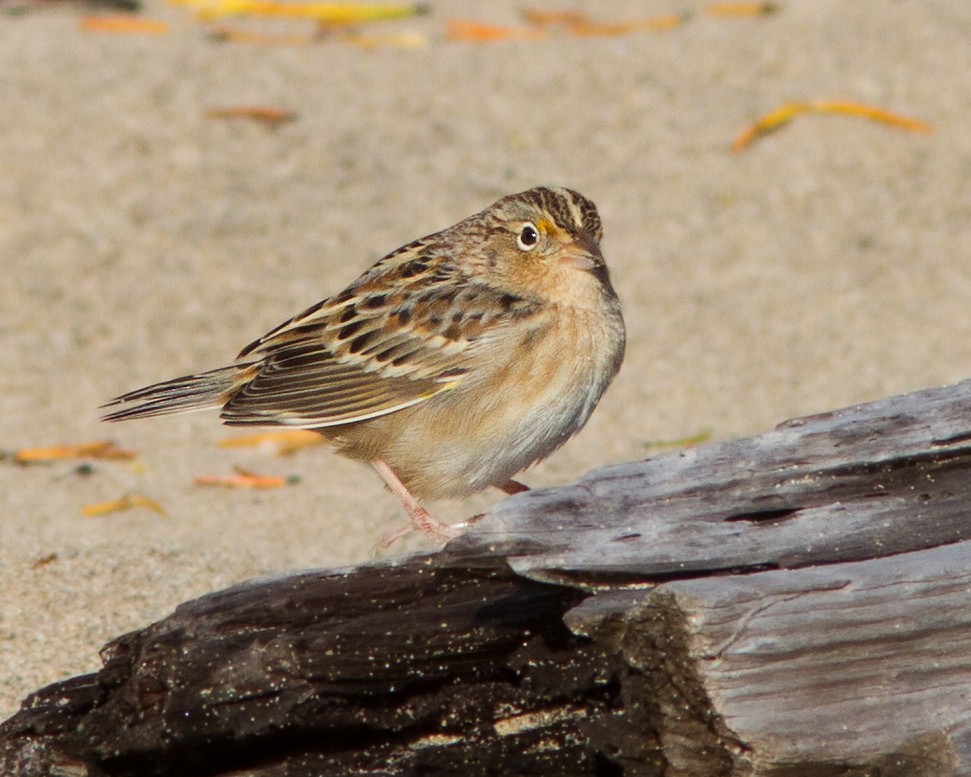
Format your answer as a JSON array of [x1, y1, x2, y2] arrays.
[[4, 379, 971, 776]]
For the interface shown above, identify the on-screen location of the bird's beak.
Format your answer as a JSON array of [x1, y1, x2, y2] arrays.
[[559, 231, 603, 272]]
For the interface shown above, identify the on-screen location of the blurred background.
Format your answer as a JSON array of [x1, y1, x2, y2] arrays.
[[1, 0, 969, 718]]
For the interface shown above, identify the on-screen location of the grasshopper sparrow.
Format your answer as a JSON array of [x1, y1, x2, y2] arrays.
[[103, 186, 626, 544]]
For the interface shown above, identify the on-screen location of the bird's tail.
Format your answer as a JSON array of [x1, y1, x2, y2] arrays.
[[101, 365, 245, 422]]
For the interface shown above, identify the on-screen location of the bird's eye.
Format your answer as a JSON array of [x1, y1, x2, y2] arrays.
[[517, 223, 540, 251]]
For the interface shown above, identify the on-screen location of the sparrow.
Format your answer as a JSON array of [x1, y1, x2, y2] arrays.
[[103, 186, 626, 545]]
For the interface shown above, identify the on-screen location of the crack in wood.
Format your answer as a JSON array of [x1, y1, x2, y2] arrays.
[[723, 507, 803, 524]]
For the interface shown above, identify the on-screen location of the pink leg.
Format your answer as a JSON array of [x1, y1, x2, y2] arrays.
[[372, 459, 463, 548]]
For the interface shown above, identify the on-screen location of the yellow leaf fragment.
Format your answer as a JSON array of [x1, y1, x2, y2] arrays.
[[83, 494, 167, 517], [220, 429, 323, 456], [643, 430, 713, 450], [80, 16, 171, 33], [181, 0, 425, 24], [14, 440, 137, 464], [732, 102, 810, 151], [732, 100, 931, 152]]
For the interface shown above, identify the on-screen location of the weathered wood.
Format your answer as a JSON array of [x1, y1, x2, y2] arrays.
[[566, 540, 971, 776], [1, 564, 639, 776], [445, 378, 971, 584], [3, 378, 971, 775]]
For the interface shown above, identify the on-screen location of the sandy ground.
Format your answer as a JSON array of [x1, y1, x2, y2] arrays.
[[1, 0, 970, 721]]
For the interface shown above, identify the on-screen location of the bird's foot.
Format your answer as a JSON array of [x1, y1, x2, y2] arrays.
[[375, 507, 467, 552]]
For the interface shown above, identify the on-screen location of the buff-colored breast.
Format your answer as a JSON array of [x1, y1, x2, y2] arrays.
[[321, 297, 625, 500]]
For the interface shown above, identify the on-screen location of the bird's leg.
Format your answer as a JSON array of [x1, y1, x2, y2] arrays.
[[498, 479, 530, 495], [371, 459, 461, 548]]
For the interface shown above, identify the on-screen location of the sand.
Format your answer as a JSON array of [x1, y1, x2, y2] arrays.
[[2, 0, 970, 720]]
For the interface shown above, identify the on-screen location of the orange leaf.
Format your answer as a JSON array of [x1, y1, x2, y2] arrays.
[[732, 100, 932, 152], [194, 466, 291, 489], [80, 16, 170, 34], [14, 440, 137, 463], [206, 106, 299, 126], [810, 101, 932, 133], [522, 9, 683, 35], [445, 19, 546, 42], [565, 14, 683, 36], [521, 9, 588, 26], [705, 2, 778, 17], [731, 102, 810, 151], [220, 430, 323, 456], [83, 494, 167, 517]]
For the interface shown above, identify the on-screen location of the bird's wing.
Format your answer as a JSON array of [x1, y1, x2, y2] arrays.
[[221, 252, 542, 428]]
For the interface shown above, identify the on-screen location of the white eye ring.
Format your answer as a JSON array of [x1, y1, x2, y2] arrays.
[[517, 223, 540, 251]]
